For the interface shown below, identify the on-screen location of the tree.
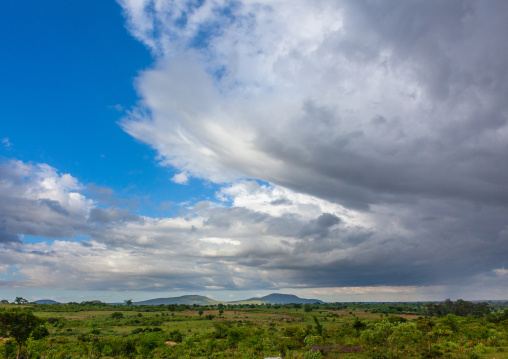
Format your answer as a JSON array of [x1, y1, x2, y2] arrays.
[[124, 299, 133, 306], [0, 300, 9, 304], [0, 308, 47, 359], [14, 297, 28, 305], [313, 316, 323, 336], [353, 317, 366, 336]]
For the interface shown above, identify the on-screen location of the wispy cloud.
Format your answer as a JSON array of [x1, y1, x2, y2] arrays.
[[1, 138, 12, 149]]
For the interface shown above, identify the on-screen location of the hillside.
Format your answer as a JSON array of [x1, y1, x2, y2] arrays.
[[108, 293, 325, 306], [232, 293, 324, 305], [250, 293, 323, 304], [33, 299, 60, 304]]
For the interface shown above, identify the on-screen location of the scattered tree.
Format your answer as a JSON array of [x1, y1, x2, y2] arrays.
[[14, 297, 28, 305], [353, 317, 366, 336], [0, 308, 47, 359]]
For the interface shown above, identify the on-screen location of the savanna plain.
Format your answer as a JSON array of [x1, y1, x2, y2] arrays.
[[1, 299, 508, 359]]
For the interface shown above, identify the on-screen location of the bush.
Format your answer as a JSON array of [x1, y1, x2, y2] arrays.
[[110, 312, 124, 319], [168, 329, 183, 343]]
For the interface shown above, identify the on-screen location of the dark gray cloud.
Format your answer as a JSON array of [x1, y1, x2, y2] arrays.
[[39, 199, 70, 216], [88, 207, 143, 225], [299, 213, 340, 239], [0, 227, 21, 244]]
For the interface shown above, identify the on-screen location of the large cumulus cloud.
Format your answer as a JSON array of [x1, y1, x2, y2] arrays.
[[119, 0, 508, 209], [114, 0, 508, 297], [0, 160, 94, 240]]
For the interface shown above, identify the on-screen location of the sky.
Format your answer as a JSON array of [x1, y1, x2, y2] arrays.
[[1, 0, 508, 304]]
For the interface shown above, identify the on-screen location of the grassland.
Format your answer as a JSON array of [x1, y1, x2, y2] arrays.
[[1, 300, 508, 358]]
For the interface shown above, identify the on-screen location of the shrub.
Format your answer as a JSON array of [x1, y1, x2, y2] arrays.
[[110, 312, 124, 319]]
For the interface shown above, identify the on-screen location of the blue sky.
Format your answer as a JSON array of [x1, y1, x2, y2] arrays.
[[0, 0, 221, 219], [1, 0, 508, 303]]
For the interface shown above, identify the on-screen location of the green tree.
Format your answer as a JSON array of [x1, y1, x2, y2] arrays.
[[213, 322, 229, 339], [313, 316, 323, 336], [14, 297, 28, 305], [388, 322, 421, 357], [124, 299, 133, 306], [138, 332, 164, 359], [0, 308, 47, 359], [353, 317, 366, 336]]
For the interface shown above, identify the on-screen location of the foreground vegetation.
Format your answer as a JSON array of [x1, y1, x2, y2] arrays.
[[1, 299, 508, 358]]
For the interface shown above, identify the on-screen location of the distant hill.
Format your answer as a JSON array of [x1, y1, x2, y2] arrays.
[[33, 299, 60, 304], [133, 295, 221, 306], [239, 293, 324, 305], [109, 293, 324, 306]]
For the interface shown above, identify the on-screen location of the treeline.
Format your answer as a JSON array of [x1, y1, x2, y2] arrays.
[[29, 301, 352, 313], [425, 299, 491, 318]]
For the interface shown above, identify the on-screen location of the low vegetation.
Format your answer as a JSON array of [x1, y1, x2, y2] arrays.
[[1, 299, 508, 358]]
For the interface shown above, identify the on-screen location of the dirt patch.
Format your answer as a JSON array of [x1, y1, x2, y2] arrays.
[[166, 341, 178, 346]]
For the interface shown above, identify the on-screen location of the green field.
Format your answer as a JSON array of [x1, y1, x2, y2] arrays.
[[1, 300, 508, 358]]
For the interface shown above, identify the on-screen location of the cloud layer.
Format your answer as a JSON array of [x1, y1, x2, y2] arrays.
[[1, 159, 507, 299]]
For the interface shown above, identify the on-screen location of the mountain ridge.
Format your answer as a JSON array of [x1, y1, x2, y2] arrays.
[[246, 293, 324, 304], [28, 293, 325, 306], [124, 293, 324, 306], [132, 295, 220, 306]]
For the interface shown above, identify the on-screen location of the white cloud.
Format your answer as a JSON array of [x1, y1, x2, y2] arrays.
[[0, 160, 94, 239], [119, 0, 508, 211], [493, 268, 508, 277], [171, 171, 189, 184], [200, 237, 240, 246]]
